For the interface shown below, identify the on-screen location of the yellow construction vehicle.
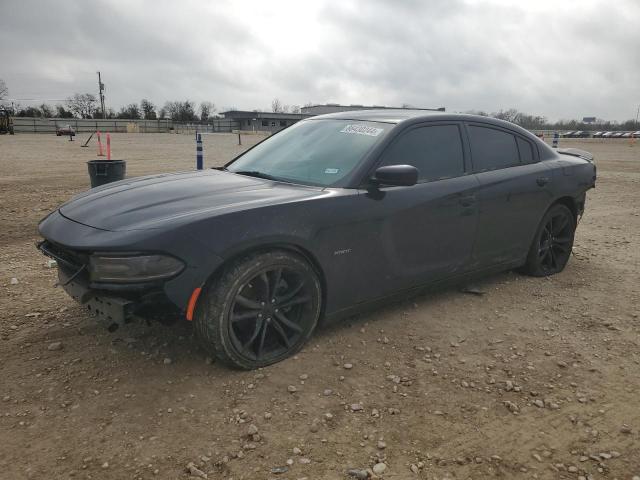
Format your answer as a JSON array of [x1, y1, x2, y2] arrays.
[[0, 108, 14, 134]]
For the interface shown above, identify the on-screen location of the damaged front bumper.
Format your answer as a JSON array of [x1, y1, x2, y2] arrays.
[[39, 240, 180, 329]]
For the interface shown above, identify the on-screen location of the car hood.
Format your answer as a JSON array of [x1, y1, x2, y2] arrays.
[[59, 169, 323, 231]]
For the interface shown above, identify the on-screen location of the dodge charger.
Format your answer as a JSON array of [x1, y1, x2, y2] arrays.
[[38, 110, 597, 369]]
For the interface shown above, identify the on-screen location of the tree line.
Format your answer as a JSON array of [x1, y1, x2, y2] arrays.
[[9, 95, 218, 123], [465, 108, 639, 131], [7, 94, 303, 122], [0, 79, 637, 129]]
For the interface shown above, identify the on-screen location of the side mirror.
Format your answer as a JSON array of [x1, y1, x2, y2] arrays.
[[373, 165, 418, 187]]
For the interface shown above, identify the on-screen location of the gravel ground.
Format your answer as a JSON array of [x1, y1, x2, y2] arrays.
[[0, 133, 639, 480]]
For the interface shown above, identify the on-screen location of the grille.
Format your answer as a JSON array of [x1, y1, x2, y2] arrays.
[[39, 240, 89, 270]]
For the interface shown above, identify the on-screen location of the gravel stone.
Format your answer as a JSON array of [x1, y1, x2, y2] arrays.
[[372, 462, 387, 475], [346, 469, 369, 479], [48, 342, 63, 351]]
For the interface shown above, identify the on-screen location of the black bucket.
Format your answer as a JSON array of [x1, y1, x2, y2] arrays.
[[87, 160, 126, 188]]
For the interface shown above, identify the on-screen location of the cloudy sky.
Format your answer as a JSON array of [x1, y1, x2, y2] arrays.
[[1, 0, 639, 121]]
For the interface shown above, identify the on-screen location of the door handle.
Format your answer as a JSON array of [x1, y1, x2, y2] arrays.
[[536, 177, 550, 187], [459, 195, 476, 207]]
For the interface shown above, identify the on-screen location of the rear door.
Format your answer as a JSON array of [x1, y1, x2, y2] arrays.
[[466, 123, 553, 268], [354, 123, 480, 301]]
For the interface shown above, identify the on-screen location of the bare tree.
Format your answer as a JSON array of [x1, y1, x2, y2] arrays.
[[117, 103, 141, 119], [140, 99, 157, 120], [163, 100, 198, 122], [290, 105, 301, 114], [65, 93, 98, 118], [55, 104, 74, 118], [199, 101, 216, 122], [40, 104, 54, 117], [271, 98, 283, 113]]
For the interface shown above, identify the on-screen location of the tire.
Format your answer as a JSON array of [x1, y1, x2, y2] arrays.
[[194, 250, 322, 369], [522, 204, 576, 277]]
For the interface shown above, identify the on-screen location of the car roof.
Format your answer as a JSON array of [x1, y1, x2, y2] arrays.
[[308, 109, 446, 123], [308, 109, 541, 138], [307, 108, 556, 159], [309, 109, 531, 128]]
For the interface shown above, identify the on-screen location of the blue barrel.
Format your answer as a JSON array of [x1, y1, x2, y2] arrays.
[[552, 132, 559, 148], [196, 133, 203, 170]]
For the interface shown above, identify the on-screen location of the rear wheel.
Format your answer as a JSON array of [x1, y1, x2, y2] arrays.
[[522, 204, 575, 276], [194, 250, 322, 369]]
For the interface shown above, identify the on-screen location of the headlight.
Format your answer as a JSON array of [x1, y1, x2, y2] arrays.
[[89, 254, 184, 283]]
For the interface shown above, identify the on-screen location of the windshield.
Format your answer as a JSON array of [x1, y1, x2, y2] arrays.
[[227, 119, 390, 187]]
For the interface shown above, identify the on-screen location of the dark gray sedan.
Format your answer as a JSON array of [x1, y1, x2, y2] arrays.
[[38, 110, 596, 369]]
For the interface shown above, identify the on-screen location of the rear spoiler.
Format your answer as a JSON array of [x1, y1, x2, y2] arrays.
[[557, 148, 594, 162]]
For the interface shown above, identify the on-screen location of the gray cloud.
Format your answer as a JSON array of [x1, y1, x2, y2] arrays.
[[1, 0, 638, 120]]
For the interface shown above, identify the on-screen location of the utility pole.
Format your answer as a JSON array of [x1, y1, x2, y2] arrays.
[[97, 71, 106, 119]]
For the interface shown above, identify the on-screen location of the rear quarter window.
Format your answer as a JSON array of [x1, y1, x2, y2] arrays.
[[468, 125, 519, 172], [516, 137, 535, 164]]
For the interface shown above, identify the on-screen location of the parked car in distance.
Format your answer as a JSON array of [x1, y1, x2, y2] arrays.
[[602, 131, 615, 138], [561, 131, 575, 138], [56, 125, 76, 136], [611, 132, 624, 138], [592, 131, 604, 138], [38, 110, 597, 369], [632, 131, 640, 138], [621, 132, 632, 138], [570, 131, 589, 138]]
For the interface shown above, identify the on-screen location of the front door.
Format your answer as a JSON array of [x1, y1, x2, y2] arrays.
[[352, 123, 480, 303]]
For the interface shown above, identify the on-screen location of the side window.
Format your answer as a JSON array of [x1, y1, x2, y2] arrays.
[[380, 125, 465, 182], [468, 125, 519, 172], [516, 137, 534, 164]]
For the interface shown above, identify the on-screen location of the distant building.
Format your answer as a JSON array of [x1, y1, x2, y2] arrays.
[[222, 105, 447, 133], [301, 104, 446, 115], [221, 110, 311, 133]]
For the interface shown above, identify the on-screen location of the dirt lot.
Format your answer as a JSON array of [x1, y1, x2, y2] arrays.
[[0, 133, 638, 480]]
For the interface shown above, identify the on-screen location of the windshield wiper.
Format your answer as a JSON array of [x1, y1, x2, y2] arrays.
[[233, 170, 279, 181]]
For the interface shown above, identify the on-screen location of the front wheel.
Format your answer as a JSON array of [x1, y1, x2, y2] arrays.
[[194, 250, 322, 369], [522, 204, 576, 277]]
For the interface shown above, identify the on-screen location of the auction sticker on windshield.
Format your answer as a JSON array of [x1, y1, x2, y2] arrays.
[[340, 124, 384, 137]]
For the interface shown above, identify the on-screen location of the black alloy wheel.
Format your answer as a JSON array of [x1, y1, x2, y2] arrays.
[[523, 204, 575, 277], [538, 211, 573, 272], [229, 266, 315, 362], [194, 250, 322, 369]]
